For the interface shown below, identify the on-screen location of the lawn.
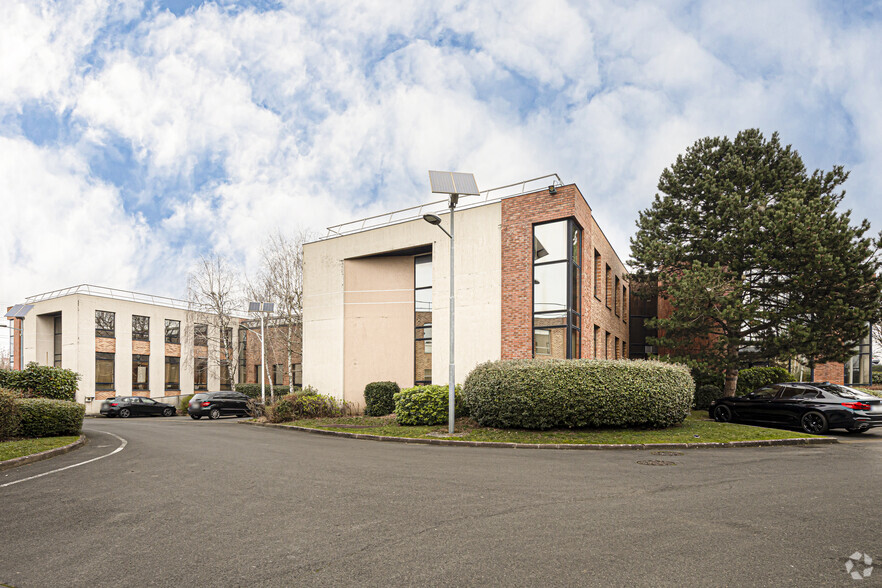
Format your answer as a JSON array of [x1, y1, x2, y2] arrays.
[[0, 436, 80, 462], [278, 411, 824, 445]]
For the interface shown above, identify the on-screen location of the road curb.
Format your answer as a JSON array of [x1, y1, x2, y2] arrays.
[[238, 421, 838, 450], [0, 435, 88, 471]]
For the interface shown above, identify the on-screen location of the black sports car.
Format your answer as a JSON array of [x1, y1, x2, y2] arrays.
[[100, 396, 177, 418], [709, 382, 882, 435]]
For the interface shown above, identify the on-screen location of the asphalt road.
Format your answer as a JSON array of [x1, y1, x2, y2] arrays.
[[2, 418, 882, 587]]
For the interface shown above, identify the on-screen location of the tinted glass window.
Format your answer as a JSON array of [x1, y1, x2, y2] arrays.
[[533, 220, 568, 263]]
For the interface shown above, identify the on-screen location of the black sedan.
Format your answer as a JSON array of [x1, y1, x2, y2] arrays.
[[709, 382, 882, 434], [100, 396, 177, 418]]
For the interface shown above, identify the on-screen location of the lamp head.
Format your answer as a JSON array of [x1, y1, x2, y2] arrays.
[[423, 214, 442, 226]]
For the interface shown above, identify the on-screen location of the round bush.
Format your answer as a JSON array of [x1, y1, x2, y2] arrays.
[[0, 362, 80, 401], [463, 359, 694, 430], [364, 381, 400, 416], [735, 366, 795, 396], [15, 398, 85, 438], [693, 384, 723, 410], [394, 385, 466, 426]]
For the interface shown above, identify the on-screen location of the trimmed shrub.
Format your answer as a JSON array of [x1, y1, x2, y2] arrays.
[[15, 398, 85, 438], [0, 388, 21, 440], [179, 394, 194, 415], [394, 385, 466, 426], [693, 384, 723, 410], [234, 383, 292, 399], [735, 366, 795, 396], [266, 393, 347, 423], [364, 381, 399, 416], [463, 359, 694, 430], [0, 362, 80, 401]]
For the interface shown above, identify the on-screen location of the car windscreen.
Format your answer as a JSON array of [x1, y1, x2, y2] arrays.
[[814, 384, 876, 400], [191, 393, 210, 401]]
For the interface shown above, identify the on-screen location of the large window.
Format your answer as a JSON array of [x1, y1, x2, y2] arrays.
[[96, 352, 114, 390], [272, 364, 284, 385], [96, 311, 115, 338], [194, 324, 208, 347], [220, 360, 232, 390], [53, 314, 62, 367], [165, 319, 180, 344], [291, 363, 302, 387], [414, 254, 432, 385], [533, 219, 581, 359], [165, 356, 180, 391], [132, 315, 149, 341], [194, 358, 208, 391], [132, 354, 149, 391]]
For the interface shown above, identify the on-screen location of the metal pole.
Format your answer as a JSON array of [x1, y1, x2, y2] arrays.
[[449, 196, 456, 435], [260, 312, 266, 405]]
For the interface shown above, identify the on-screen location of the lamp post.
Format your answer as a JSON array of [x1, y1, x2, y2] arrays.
[[248, 302, 275, 404], [425, 171, 479, 435]]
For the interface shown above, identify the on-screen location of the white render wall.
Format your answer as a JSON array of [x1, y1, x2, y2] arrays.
[[21, 293, 234, 413], [303, 202, 503, 403]]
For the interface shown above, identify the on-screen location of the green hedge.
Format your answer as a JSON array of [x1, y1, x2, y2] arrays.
[[364, 381, 399, 416], [394, 385, 466, 426], [693, 384, 723, 410], [0, 389, 20, 440], [14, 398, 85, 438], [234, 384, 294, 399], [735, 366, 795, 396], [266, 393, 347, 423], [463, 359, 694, 430], [0, 362, 80, 401], [179, 394, 194, 414]]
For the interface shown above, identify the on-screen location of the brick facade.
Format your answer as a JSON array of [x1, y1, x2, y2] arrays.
[[501, 185, 629, 359], [813, 361, 844, 384], [240, 322, 303, 387]]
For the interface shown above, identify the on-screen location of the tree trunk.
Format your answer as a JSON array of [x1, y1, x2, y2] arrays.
[[723, 343, 739, 397], [287, 323, 294, 395]]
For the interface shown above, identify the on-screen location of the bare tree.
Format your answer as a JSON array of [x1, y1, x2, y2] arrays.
[[187, 254, 245, 388], [249, 229, 311, 395]]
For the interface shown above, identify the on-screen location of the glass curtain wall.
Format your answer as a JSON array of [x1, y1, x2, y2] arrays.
[[533, 219, 582, 359], [414, 255, 432, 385]]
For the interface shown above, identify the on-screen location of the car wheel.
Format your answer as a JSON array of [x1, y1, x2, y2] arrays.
[[712, 405, 733, 423], [119, 408, 131, 419], [800, 411, 828, 435], [162, 407, 174, 417], [209, 408, 221, 420], [190, 414, 201, 420]]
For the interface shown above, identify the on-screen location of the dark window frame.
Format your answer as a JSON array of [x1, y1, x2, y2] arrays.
[[220, 360, 232, 391], [194, 357, 208, 391], [414, 254, 433, 385], [132, 315, 150, 342], [96, 310, 115, 339], [96, 351, 115, 391], [532, 218, 582, 359], [194, 323, 208, 347], [53, 314, 62, 367], [165, 319, 180, 344], [165, 356, 181, 391], [132, 354, 149, 391], [291, 363, 303, 387]]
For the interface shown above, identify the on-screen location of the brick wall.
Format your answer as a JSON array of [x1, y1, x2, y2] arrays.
[[501, 184, 629, 359], [241, 323, 302, 386], [814, 361, 844, 384]]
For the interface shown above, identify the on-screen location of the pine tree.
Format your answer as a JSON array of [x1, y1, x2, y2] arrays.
[[630, 129, 882, 396]]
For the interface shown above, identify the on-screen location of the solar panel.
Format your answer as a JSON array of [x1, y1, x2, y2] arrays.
[[429, 171, 479, 196], [248, 302, 261, 312], [4, 304, 33, 319], [262, 302, 275, 313]]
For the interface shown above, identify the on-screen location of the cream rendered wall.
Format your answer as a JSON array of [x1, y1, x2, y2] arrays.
[[303, 202, 503, 403]]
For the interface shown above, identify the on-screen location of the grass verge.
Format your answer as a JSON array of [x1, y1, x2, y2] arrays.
[[277, 411, 822, 445], [0, 436, 80, 462]]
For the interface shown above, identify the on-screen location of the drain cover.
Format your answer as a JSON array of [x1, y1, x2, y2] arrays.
[[651, 451, 684, 456], [636, 459, 677, 466]]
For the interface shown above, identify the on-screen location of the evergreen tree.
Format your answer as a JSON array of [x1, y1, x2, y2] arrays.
[[630, 129, 882, 396]]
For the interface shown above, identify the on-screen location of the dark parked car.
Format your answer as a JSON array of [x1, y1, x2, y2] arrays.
[[709, 382, 882, 434], [188, 391, 250, 420], [100, 396, 177, 418]]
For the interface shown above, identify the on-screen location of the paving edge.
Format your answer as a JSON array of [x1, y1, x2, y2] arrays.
[[238, 421, 838, 450], [0, 435, 88, 471]]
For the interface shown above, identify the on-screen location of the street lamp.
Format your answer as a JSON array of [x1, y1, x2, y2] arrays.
[[248, 301, 275, 405], [425, 170, 479, 435]]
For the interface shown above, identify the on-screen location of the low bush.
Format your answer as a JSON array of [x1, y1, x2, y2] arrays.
[[463, 359, 693, 430], [693, 384, 723, 410], [15, 398, 85, 438], [735, 366, 795, 396], [266, 393, 348, 423], [0, 362, 81, 401], [394, 385, 466, 426], [364, 381, 400, 416], [179, 394, 194, 415], [234, 383, 293, 399], [0, 389, 21, 440]]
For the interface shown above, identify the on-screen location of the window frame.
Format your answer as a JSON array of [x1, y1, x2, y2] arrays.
[[194, 357, 208, 391], [95, 351, 115, 391], [132, 315, 150, 342], [165, 356, 181, 391], [194, 323, 208, 347], [95, 310, 115, 339], [132, 353, 149, 391], [414, 254, 433, 385], [165, 319, 181, 344], [532, 218, 582, 359]]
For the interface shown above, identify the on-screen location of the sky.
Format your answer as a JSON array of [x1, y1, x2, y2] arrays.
[[2, 0, 882, 310]]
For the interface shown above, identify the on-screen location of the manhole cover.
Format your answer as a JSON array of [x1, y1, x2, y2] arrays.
[[636, 460, 677, 466], [651, 451, 684, 456]]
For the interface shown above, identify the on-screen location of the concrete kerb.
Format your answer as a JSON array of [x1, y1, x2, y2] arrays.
[[0, 435, 87, 471], [238, 421, 838, 450]]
